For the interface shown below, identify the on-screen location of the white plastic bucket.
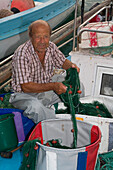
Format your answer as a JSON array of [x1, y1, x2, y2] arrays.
[[57, 96, 113, 153], [29, 119, 101, 170]]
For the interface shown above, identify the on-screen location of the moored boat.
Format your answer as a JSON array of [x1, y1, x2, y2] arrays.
[[0, 0, 75, 60], [57, 2, 113, 167], [0, 0, 113, 169]]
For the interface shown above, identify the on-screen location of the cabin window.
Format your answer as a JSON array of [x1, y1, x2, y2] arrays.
[[94, 66, 113, 98], [100, 73, 113, 97]]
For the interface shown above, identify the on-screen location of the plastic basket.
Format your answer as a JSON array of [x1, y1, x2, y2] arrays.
[[28, 119, 101, 170], [56, 96, 113, 154]]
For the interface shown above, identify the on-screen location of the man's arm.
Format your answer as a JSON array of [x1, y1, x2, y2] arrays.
[[21, 81, 67, 95], [62, 59, 80, 72]]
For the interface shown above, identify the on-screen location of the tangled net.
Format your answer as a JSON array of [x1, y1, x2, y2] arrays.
[[20, 68, 112, 169], [56, 68, 112, 119]]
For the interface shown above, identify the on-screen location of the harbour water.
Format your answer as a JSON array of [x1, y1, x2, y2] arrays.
[[57, 11, 75, 57], [79, 0, 105, 12]]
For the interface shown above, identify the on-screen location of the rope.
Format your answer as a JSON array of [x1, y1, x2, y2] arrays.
[[96, 151, 113, 170], [89, 43, 113, 56]]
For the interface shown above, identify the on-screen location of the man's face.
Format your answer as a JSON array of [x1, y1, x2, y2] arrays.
[[31, 25, 50, 53]]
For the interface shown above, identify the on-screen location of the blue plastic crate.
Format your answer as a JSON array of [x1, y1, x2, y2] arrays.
[[0, 93, 35, 138]]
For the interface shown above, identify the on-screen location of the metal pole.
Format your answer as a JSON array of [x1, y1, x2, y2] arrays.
[[72, 0, 78, 51], [81, 0, 85, 24], [0, 55, 13, 66]]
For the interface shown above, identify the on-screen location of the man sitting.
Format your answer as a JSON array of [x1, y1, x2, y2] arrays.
[[10, 20, 79, 123]]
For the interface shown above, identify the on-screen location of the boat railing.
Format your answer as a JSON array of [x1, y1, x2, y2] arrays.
[[0, 55, 12, 90], [78, 6, 111, 32], [75, 2, 112, 51], [76, 28, 113, 51]]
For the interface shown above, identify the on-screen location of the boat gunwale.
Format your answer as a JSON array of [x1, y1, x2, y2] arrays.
[[0, 0, 75, 40]]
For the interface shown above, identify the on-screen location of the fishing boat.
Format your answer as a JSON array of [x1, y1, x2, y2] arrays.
[[69, 0, 113, 110], [0, 0, 113, 169], [0, 0, 75, 60], [57, 1, 113, 168]]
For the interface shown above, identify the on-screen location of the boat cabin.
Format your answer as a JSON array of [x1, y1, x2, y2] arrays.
[[70, 3, 113, 100], [70, 49, 113, 99]]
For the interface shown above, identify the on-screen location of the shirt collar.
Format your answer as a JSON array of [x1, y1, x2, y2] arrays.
[[29, 40, 51, 55], [29, 40, 36, 54]]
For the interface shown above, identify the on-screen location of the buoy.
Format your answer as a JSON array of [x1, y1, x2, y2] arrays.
[[11, 0, 35, 13]]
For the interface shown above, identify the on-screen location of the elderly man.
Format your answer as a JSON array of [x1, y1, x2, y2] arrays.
[[10, 20, 79, 123]]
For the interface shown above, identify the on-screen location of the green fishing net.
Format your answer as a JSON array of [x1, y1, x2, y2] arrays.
[[89, 43, 113, 56], [17, 68, 113, 169], [0, 93, 14, 108], [56, 68, 112, 119], [95, 151, 113, 170], [0, 84, 11, 94], [20, 68, 80, 169], [44, 139, 72, 149], [19, 139, 41, 170], [59, 68, 81, 148]]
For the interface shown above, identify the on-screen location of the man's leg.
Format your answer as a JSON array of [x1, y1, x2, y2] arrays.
[[9, 73, 66, 123], [36, 73, 66, 107], [9, 93, 56, 124]]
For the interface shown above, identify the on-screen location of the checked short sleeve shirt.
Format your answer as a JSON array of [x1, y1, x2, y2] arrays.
[[11, 40, 66, 92]]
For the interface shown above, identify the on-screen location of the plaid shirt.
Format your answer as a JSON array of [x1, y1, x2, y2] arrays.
[[11, 40, 66, 92]]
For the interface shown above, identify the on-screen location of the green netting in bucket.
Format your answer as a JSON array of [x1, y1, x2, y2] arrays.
[[0, 113, 18, 152], [20, 119, 101, 170]]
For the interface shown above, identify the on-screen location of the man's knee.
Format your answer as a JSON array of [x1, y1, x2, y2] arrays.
[[23, 99, 55, 123], [27, 99, 43, 113], [10, 93, 56, 123]]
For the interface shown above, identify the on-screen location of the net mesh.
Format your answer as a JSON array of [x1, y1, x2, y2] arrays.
[[56, 68, 112, 119], [0, 93, 14, 108], [19, 139, 41, 170], [18, 68, 113, 169]]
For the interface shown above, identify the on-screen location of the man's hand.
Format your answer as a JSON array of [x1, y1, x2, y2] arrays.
[[54, 82, 67, 95], [71, 63, 80, 73], [62, 59, 80, 73]]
